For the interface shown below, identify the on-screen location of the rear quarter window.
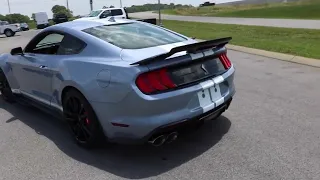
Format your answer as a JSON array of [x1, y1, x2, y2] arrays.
[[58, 35, 87, 55], [82, 22, 187, 49]]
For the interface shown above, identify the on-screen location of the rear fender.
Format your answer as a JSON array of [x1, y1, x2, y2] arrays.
[[53, 59, 148, 106]]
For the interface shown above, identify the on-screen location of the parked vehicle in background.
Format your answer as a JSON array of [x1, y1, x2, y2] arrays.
[[200, 1, 216, 7], [53, 14, 68, 24], [35, 12, 50, 29], [75, 7, 127, 21], [75, 7, 157, 25], [20, 23, 29, 31], [13, 23, 21, 31], [0, 21, 19, 37]]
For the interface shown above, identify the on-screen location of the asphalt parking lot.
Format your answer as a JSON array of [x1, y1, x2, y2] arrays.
[[0, 30, 320, 180]]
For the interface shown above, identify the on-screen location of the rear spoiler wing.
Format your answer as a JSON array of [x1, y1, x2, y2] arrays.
[[130, 37, 232, 65]]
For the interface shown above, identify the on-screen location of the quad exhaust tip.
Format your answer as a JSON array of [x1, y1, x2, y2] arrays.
[[148, 132, 178, 146], [166, 132, 178, 144]]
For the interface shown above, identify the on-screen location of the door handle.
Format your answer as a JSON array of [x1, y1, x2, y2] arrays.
[[39, 65, 47, 69]]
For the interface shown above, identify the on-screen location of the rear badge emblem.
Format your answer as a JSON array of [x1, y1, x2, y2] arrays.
[[201, 64, 209, 75]]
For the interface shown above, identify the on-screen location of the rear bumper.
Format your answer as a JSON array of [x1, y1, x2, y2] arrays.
[[90, 65, 235, 144], [114, 96, 233, 144]]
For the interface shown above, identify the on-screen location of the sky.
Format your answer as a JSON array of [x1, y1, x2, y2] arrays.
[[0, 0, 239, 18]]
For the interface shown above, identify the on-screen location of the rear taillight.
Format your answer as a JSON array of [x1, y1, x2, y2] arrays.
[[136, 68, 176, 94], [219, 54, 232, 69]]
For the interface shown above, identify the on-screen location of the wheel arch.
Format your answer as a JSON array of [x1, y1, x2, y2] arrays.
[[3, 28, 12, 32], [60, 85, 88, 105]]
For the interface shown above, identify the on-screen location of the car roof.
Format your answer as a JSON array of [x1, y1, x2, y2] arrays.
[[52, 18, 134, 31], [95, 8, 123, 11]]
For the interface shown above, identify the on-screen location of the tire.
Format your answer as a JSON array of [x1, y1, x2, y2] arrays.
[[62, 89, 107, 149], [0, 71, 15, 103], [4, 29, 14, 37]]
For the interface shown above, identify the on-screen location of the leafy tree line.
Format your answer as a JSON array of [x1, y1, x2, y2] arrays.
[[51, 5, 73, 18], [0, 13, 30, 23], [124, 3, 193, 13]]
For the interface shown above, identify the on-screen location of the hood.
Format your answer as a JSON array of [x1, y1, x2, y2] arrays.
[[120, 40, 197, 63]]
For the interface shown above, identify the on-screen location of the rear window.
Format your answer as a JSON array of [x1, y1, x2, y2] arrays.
[[82, 22, 187, 49], [111, 9, 123, 16]]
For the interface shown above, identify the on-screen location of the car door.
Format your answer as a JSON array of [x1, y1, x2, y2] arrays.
[[10, 32, 65, 105], [47, 34, 87, 109], [99, 10, 112, 19], [111, 9, 126, 19]]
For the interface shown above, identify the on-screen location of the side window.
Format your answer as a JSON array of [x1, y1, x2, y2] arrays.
[[28, 33, 64, 55], [100, 10, 111, 19], [111, 9, 123, 16], [57, 35, 86, 55]]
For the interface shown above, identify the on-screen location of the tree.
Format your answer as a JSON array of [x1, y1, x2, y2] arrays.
[[110, 5, 115, 8], [3, 14, 30, 23], [51, 5, 73, 18], [0, 14, 6, 21], [31, 13, 36, 21]]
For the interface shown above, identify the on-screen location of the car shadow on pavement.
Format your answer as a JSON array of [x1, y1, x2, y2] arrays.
[[0, 34, 20, 38], [1, 100, 231, 179]]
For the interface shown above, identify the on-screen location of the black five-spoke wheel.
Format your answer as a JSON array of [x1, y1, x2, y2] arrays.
[[62, 89, 106, 149], [0, 71, 15, 103]]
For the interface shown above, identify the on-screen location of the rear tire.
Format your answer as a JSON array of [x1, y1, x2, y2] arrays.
[[0, 71, 15, 103], [62, 89, 107, 149], [4, 29, 14, 37]]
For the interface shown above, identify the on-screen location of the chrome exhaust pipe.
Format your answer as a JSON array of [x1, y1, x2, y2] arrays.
[[166, 132, 178, 144], [148, 135, 166, 147]]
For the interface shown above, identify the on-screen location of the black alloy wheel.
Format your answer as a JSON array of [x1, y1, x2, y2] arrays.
[[0, 71, 15, 102], [63, 89, 106, 148]]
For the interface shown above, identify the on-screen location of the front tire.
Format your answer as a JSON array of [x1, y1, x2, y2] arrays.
[[62, 89, 106, 149], [4, 29, 15, 37], [0, 71, 15, 103]]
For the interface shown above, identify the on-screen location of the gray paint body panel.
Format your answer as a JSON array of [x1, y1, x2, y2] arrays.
[[0, 19, 235, 144]]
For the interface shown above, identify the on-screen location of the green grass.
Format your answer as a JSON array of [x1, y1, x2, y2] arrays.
[[163, 20, 320, 59], [27, 21, 36, 29], [27, 20, 62, 29], [162, 0, 320, 19]]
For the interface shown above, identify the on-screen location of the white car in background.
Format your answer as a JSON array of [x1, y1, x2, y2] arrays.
[[75, 8, 127, 21], [0, 21, 19, 37]]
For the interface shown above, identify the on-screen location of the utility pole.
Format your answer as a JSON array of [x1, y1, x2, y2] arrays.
[[7, 0, 11, 14], [66, 0, 69, 10], [90, 0, 93, 11], [120, 0, 123, 8], [158, 0, 162, 26]]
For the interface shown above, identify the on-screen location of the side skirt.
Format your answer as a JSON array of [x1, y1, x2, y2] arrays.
[[14, 94, 64, 120]]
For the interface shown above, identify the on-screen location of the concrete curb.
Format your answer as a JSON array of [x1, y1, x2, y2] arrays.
[[226, 44, 320, 68], [196, 39, 320, 68]]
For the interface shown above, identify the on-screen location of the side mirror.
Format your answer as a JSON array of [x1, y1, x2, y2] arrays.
[[10, 47, 24, 56], [100, 14, 107, 19]]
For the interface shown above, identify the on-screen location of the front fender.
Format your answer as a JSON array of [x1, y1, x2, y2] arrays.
[[0, 54, 19, 89]]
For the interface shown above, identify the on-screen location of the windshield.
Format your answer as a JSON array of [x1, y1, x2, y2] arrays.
[[88, 10, 102, 17], [83, 22, 187, 49]]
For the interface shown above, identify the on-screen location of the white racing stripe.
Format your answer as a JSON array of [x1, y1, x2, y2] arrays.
[[215, 97, 225, 107], [203, 49, 214, 57], [190, 52, 204, 60], [199, 80, 214, 89], [202, 103, 216, 114], [198, 76, 225, 113], [213, 76, 224, 84]]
